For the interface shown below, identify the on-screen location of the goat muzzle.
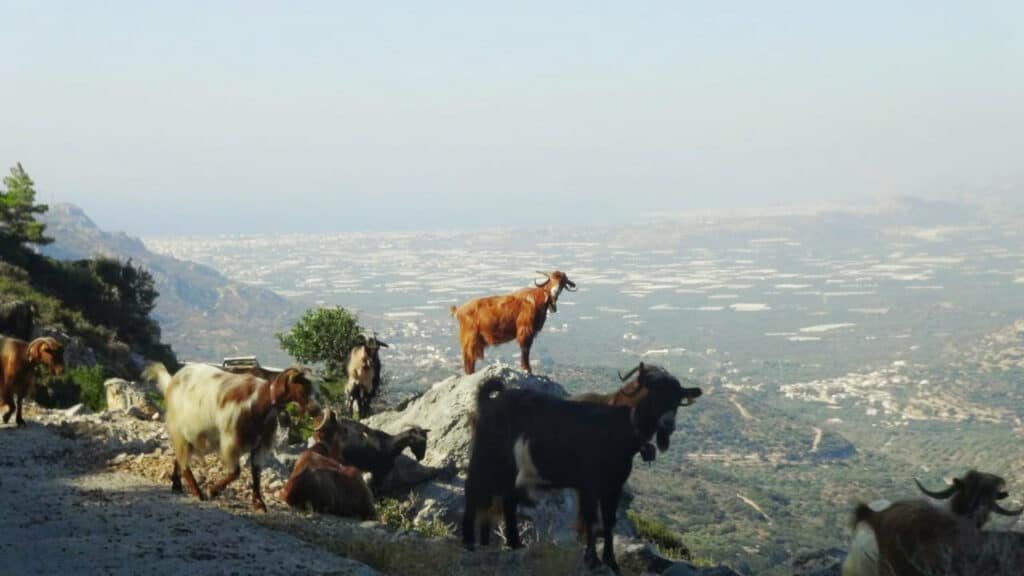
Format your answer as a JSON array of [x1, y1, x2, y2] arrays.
[[639, 442, 656, 462]]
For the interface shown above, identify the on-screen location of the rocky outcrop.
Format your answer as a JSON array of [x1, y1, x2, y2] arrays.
[[104, 378, 160, 419], [362, 365, 590, 543]]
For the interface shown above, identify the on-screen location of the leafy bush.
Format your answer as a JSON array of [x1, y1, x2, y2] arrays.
[[70, 365, 107, 411], [627, 510, 691, 560], [378, 496, 452, 538]]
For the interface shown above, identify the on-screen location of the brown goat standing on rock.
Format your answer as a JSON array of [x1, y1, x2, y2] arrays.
[[451, 270, 576, 375], [0, 336, 64, 427]]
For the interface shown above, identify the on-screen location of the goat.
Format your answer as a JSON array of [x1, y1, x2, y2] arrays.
[[0, 336, 64, 427], [0, 300, 33, 340], [280, 413, 376, 519], [315, 409, 429, 495], [843, 470, 1024, 576], [462, 368, 691, 572], [451, 270, 577, 375], [569, 363, 702, 539], [345, 333, 388, 417], [143, 362, 320, 511]]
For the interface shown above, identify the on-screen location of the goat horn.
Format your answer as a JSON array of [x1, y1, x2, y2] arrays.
[[993, 502, 1024, 516], [536, 271, 551, 278], [618, 363, 643, 382], [914, 477, 958, 499]]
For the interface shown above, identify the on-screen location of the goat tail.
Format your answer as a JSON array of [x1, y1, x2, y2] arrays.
[[142, 362, 173, 395], [476, 377, 505, 406]]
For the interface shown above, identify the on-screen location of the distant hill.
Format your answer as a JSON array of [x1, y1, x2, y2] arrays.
[[40, 203, 299, 364]]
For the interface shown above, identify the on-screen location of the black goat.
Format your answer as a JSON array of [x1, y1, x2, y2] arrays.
[[315, 410, 429, 494], [462, 370, 691, 572]]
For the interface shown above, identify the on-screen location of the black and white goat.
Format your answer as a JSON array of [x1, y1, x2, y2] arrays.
[[462, 369, 691, 572]]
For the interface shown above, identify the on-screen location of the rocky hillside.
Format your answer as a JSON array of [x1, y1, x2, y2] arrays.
[[2, 365, 748, 576], [40, 203, 299, 363]]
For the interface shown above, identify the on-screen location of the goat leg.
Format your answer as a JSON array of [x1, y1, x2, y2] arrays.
[[600, 492, 621, 573], [250, 452, 266, 512], [181, 466, 206, 500], [580, 491, 601, 570], [462, 502, 478, 550], [518, 334, 534, 374], [2, 391, 14, 424], [170, 460, 184, 493], [207, 465, 241, 500], [502, 493, 522, 549], [15, 394, 25, 427]]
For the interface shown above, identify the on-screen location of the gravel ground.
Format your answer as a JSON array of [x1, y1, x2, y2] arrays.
[[0, 408, 377, 576]]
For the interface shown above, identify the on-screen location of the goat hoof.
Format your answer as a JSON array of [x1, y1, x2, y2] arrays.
[[15, 419, 25, 428], [462, 541, 475, 552], [171, 484, 183, 494], [584, 551, 601, 571], [252, 499, 267, 512], [603, 557, 620, 574], [2, 413, 12, 424]]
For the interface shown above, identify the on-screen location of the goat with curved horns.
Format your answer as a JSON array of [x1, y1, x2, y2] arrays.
[[451, 270, 577, 375], [843, 470, 1024, 576], [346, 332, 388, 417]]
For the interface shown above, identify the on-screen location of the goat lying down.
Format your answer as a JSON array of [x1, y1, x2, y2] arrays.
[[315, 409, 430, 495], [463, 369, 690, 572], [843, 470, 1024, 576], [144, 362, 320, 511], [280, 411, 376, 520]]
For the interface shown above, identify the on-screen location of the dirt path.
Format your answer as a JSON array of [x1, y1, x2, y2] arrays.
[[0, 417, 376, 576], [810, 426, 823, 453], [729, 395, 756, 421]]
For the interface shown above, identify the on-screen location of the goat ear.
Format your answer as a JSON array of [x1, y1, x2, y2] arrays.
[[28, 338, 46, 362]]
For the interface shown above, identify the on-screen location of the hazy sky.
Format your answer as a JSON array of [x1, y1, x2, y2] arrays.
[[2, 2, 1021, 236]]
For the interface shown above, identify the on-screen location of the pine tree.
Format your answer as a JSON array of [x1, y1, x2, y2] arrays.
[[0, 163, 52, 253]]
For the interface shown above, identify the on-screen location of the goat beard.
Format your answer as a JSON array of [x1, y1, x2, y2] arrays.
[[656, 429, 671, 452]]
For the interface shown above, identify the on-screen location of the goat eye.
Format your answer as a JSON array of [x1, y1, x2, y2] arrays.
[[998, 491, 1009, 500]]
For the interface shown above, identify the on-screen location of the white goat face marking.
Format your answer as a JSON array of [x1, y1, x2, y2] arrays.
[[513, 437, 545, 489], [868, 499, 892, 512]]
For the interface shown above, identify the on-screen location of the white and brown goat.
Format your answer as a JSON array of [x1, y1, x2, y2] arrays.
[[345, 333, 388, 417], [451, 270, 576, 375], [143, 362, 320, 511], [0, 336, 64, 427], [843, 470, 1024, 576]]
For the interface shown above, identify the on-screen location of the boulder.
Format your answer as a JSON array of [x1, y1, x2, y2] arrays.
[[362, 365, 635, 545], [104, 378, 159, 417]]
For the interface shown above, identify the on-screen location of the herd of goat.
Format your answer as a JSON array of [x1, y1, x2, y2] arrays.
[[2, 270, 1023, 574]]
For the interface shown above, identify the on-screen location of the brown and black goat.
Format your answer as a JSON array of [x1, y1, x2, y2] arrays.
[[0, 336, 64, 427], [143, 362, 320, 511], [843, 470, 1024, 576], [451, 270, 576, 375], [280, 410, 376, 519], [316, 409, 430, 495], [463, 368, 691, 572]]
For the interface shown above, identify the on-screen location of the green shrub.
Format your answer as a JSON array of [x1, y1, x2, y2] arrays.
[[627, 510, 691, 560], [69, 365, 107, 411], [378, 496, 452, 538]]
